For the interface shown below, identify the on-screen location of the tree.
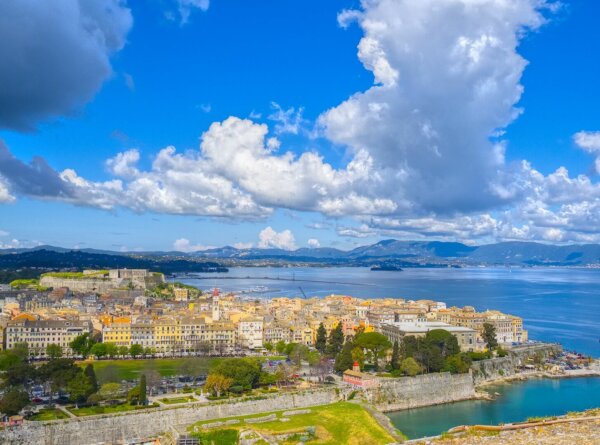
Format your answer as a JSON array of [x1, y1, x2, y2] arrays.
[[306, 350, 321, 367], [70, 333, 96, 357], [127, 386, 141, 405], [327, 323, 344, 356], [84, 364, 98, 392], [210, 358, 262, 390], [142, 369, 162, 395], [0, 388, 29, 416], [12, 342, 30, 361], [354, 332, 391, 371], [96, 383, 123, 403], [351, 347, 365, 369], [315, 323, 327, 353], [118, 345, 129, 357], [273, 363, 293, 387], [196, 341, 211, 355], [263, 342, 274, 352], [2, 360, 36, 388], [482, 323, 498, 350], [90, 342, 107, 358], [425, 330, 460, 358], [139, 374, 147, 405], [288, 343, 310, 366], [104, 343, 118, 358], [46, 344, 63, 360], [37, 359, 80, 395], [67, 372, 94, 408], [0, 348, 27, 371], [415, 340, 444, 373], [390, 340, 400, 371], [400, 357, 421, 376], [204, 374, 233, 397], [130, 344, 143, 358], [275, 340, 287, 354], [334, 341, 354, 373], [400, 335, 419, 359], [442, 354, 472, 374]]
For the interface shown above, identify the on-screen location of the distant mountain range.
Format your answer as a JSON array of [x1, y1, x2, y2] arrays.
[[2, 240, 600, 270]]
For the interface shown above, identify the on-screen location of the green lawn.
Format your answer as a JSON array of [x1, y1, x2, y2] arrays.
[[79, 357, 220, 380], [28, 408, 69, 421], [189, 402, 401, 445], [68, 402, 159, 416], [194, 429, 238, 445], [161, 396, 197, 404]]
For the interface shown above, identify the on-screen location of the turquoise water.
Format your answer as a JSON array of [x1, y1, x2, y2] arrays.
[[387, 377, 600, 439], [181, 266, 600, 356]]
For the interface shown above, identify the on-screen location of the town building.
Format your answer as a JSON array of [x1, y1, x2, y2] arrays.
[[6, 318, 92, 357]]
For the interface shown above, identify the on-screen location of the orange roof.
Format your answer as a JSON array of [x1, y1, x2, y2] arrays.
[[12, 313, 36, 321]]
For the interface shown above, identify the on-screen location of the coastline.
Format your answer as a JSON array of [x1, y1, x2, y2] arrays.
[[475, 365, 600, 390]]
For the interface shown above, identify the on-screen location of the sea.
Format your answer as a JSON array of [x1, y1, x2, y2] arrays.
[[179, 266, 600, 357], [178, 266, 600, 438]]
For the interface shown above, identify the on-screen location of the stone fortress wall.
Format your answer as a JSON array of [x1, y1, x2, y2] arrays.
[[39, 269, 164, 293], [0, 344, 563, 445], [365, 371, 476, 412], [0, 390, 340, 445]]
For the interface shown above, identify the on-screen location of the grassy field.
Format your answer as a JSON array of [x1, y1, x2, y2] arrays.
[[189, 402, 401, 445], [28, 408, 69, 421], [69, 402, 160, 417], [79, 357, 220, 381]]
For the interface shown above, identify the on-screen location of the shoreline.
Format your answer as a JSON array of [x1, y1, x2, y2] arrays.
[[475, 366, 600, 390]]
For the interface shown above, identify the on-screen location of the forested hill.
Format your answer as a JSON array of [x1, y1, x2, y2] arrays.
[[0, 249, 228, 273]]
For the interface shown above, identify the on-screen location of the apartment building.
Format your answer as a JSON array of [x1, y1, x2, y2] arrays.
[[237, 317, 264, 350], [379, 321, 477, 352], [6, 319, 92, 357]]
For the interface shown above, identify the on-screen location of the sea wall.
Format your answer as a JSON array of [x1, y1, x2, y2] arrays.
[[472, 343, 562, 385], [0, 390, 340, 445], [364, 372, 476, 412]]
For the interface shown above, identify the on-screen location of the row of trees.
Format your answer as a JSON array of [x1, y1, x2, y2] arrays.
[[0, 343, 151, 416], [69, 333, 154, 359], [330, 322, 505, 377]]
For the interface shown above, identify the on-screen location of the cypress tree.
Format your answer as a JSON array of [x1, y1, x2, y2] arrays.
[[84, 363, 98, 392], [139, 374, 147, 405], [327, 323, 344, 356], [334, 341, 354, 373], [390, 340, 400, 370], [315, 323, 327, 353]]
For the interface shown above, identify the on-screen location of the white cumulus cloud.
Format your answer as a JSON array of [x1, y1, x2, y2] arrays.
[[258, 227, 297, 250], [307, 238, 321, 248], [574, 131, 600, 173], [173, 238, 214, 252]]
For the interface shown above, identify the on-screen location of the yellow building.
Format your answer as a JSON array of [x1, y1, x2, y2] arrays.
[[102, 317, 132, 347], [174, 287, 189, 302]]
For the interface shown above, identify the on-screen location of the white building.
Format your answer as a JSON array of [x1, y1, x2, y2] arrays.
[[237, 318, 264, 350], [6, 319, 92, 357]]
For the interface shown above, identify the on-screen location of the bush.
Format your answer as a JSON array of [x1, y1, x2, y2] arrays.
[[229, 385, 244, 395], [468, 351, 491, 361], [496, 347, 508, 357]]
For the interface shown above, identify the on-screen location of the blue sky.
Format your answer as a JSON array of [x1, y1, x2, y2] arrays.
[[1, 0, 600, 251]]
